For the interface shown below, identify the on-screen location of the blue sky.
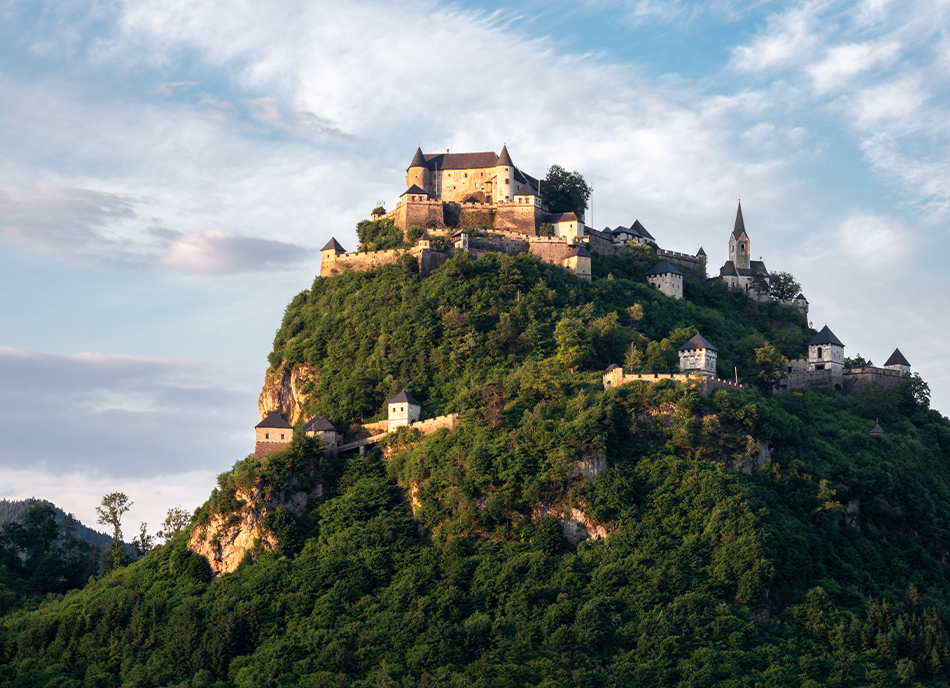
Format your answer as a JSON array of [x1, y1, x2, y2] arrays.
[[2, 0, 949, 533]]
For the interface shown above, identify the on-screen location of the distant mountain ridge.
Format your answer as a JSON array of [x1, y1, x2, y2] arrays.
[[0, 498, 114, 548]]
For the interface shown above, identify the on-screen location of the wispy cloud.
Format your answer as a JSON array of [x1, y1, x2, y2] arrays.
[[153, 227, 311, 274]]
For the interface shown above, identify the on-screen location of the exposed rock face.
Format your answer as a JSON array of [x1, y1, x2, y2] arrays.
[[188, 480, 323, 579], [570, 452, 607, 483], [533, 502, 615, 545], [258, 363, 317, 424]]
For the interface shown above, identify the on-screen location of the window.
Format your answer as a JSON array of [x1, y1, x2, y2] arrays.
[[817, 347, 823, 359], [464, 173, 467, 177], [265, 433, 269, 439], [505, 179, 509, 184], [480, 172, 484, 176], [280, 433, 285, 440]]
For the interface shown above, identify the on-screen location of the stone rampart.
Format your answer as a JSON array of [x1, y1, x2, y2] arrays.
[[457, 205, 495, 230], [469, 235, 530, 256], [531, 241, 571, 264], [412, 413, 461, 435], [419, 250, 451, 278], [842, 367, 902, 393], [321, 247, 413, 277], [585, 230, 621, 256], [393, 199, 444, 233], [657, 249, 702, 275], [254, 441, 289, 460], [495, 202, 539, 235]]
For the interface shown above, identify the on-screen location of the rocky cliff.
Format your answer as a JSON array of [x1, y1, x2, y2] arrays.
[[258, 363, 317, 423]]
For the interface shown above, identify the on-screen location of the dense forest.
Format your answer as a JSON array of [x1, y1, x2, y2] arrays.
[[2, 247, 949, 687]]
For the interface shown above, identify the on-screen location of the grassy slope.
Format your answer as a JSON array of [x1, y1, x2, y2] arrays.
[[3, 250, 950, 687]]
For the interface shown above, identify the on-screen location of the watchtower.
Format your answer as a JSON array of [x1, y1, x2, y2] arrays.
[[808, 326, 845, 372], [387, 390, 421, 431], [677, 333, 718, 377]]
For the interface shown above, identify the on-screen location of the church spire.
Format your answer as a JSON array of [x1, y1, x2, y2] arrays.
[[732, 201, 746, 239]]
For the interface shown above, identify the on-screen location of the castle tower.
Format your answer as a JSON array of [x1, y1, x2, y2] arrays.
[[728, 202, 751, 270], [883, 348, 911, 374], [406, 147, 429, 193], [301, 416, 344, 449], [255, 412, 293, 459], [645, 261, 684, 299], [808, 326, 844, 372], [677, 333, 718, 377], [494, 145, 515, 203], [387, 389, 421, 432], [321, 237, 346, 270], [418, 229, 431, 251]]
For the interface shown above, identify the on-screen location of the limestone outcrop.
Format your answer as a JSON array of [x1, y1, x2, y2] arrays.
[[258, 363, 317, 424], [188, 479, 323, 579]]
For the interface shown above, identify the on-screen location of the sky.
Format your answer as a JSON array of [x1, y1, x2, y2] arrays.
[[2, 0, 950, 536]]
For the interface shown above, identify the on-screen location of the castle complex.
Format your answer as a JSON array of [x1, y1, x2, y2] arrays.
[[254, 144, 918, 452]]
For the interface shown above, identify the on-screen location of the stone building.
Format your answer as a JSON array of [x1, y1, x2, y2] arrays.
[[677, 333, 718, 377], [387, 390, 421, 432], [301, 416, 344, 450], [405, 144, 534, 205], [884, 348, 911, 374], [645, 261, 684, 299], [561, 245, 592, 281], [808, 326, 845, 372], [255, 412, 293, 459], [718, 202, 769, 301]]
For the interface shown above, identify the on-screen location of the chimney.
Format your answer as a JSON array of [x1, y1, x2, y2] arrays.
[[446, 149, 449, 154]]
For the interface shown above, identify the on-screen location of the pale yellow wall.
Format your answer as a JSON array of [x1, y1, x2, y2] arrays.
[[256, 427, 292, 443]]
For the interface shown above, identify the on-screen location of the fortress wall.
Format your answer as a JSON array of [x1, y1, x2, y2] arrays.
[[412, 413, 460, 435], [469, 235, 530, 256], [657, 249, 702, 275], [531, 241, 571, 264], [321, 248, 418, 277], [782, 368, 842, 393], [842, 367, 902, 393], [403, 200, 444, 233], [495, 203, 539, 235], [419, 250, 452, 279], [457, 206, 496, 229], [254, 441, 289, 460], [778, 298, 809, 316], [585, 231, 621, 256]]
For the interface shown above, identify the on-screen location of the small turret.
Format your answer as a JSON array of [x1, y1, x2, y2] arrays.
[[808, 326, 844, 372], [494, 145, 515, 202], [321, 237, 346, 267], [883, 348, 911, 374], [677, 333, 718, 377], [418, 229, 431, 251]]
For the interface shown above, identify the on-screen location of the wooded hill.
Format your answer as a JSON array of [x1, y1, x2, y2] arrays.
[[2, 247, 950, 687]]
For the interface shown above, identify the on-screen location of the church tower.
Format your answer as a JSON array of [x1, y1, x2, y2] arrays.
[[728, 202, 751, 270]]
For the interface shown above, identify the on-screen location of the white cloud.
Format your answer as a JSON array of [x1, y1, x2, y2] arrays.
[[807, 40, 901, 93], [850, 76, 927, 128], [731, 4, 822, 72], [155, 228, 311, 274]]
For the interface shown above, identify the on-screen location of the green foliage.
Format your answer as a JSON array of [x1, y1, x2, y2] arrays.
[[541, 165, 591, 218], [356, 217, 407, 252], [752, 341, 788, 395], [769, 270, 802, 300], [5, 251, 950, 686]]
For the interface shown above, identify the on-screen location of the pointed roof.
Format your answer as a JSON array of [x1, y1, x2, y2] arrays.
[[256, 412, 292, 429], [562, 246, 591, 259], [677, 333, 718, 352], [496, 144, 514, 167], [631, 220, 654, 240], [794, 292, 808, 301], [884, 348, 911, 367], [732, 202, 747, 239], [870, 422, 885, 435], [388, 389, 420, 406], [514, 183, 536, 196], [321, 237, 345, 252], [645, 261, 684, 276], [302, 416, 341, 433], [808, 325, 844, 347], [408, 146, 427, 169], [419, 229, 431, 241], [401, 184, 428, 197], [697, 246, 706, 256], [604, 363, 619, 374]]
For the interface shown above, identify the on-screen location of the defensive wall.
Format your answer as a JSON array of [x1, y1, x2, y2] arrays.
[[585, 230, 622, 256], [495, 201, 541, 235], [603, 371, 746, 395], [320, 246, 451, 279], [391, 198, 445, 233], [842, 367, 902, 393], [657, 249, 703, 276]]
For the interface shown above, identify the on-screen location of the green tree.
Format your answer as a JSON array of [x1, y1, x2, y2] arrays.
[[157, 506, 192, 542], [752, 342, 788, 395], [131, 522, 154, 559], [769, 271, 802, 300], [541, 165, 591, 218], [555, 317, 593, 373], [96, 492, 132, 571]]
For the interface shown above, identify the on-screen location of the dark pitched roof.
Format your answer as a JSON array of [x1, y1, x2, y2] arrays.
[[321, 237, 345, 252], [408, 146, 427, 169], [808, 325, 844, 347], [496, 144, 514, 167], [389, 390, 421, 406], [604, 363, 619, 374], [419, 230, 431, 241], [884, 348, 910, 367], [256, 412, 292, 429], [733, 202, 747, 239], [302, 416, 341, 433], [462, 194, 480, 203], [544, 212, 579, 223], [719, 261, 738, 277], [697, 246, 706, 256], [870, 422, 885, 435], [514, 183, 536, 196], [423, 151, 499, 170], [645, 261, 684, 276], [401, 184, 428, 197], [795, 292, 807, 301], [749, 260, 768, 275], [631, 219, 654, 240], [677, 333, 718, 352], [563, 246, 592, 259]]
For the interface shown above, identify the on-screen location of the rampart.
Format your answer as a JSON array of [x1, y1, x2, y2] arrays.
[[603, 370, 746, 395], [411, 413, 461, 435], [392, 199, 444, 233], [495, 202, 540, 235], [585, 230, 622, 256], [842, 367, 902, 393], [321, 247, 414, 277], [657, 249, 703, 276], [457, 203, 496, 230], [469, 235, 530, 256]]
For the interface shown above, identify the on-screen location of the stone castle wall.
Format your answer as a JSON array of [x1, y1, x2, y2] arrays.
[[412, 413, 461, 435], [321, 248, 413, 277], [457, 203, 496, 230], [842, 367, 902, 393], [585, 230, 622, 256], [495, 202, 540, 235], [657, 249, 702, 276], [393, 199, 444, 233]]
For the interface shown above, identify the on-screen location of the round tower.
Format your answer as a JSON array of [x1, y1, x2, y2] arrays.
[[406, 146, 429, 193], [494, 144, 515, 202]]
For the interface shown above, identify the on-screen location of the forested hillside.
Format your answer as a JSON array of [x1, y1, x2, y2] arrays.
[[2, 248, 950, 687]]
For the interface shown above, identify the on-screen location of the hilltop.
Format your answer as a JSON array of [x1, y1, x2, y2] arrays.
[[2, 248, 950, 687]]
